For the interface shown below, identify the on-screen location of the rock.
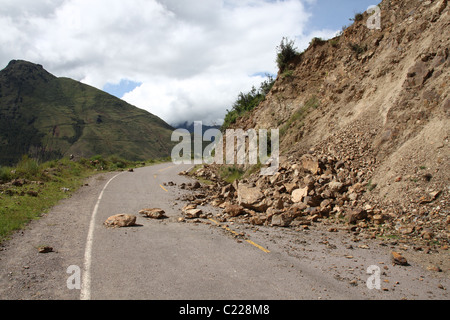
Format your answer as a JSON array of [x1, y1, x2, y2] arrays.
[[139, 208, 167, 219], [421, 229, 434, 240], [237, 183, 267, 212], [271, 214, 292, 227], [300, 154, 321, 174], [372, 214, 385, 225], [391, 252, 409, 266], [223, 204, 245, 217], [418, 190, 441, 204], [104, 214, 137, 228], [273, 197, 284, 210], [399, 226, 414, 235], [427, 265, 442, 272], [346, 209, 367, 224], [250, 215, 267, 226], [291, 217, 312, 227], [183, 204, 197, 211], [328, 181, 344, 193], [308, 214, 320, 222], [184, 209, 203, 219], [284, 182, 297, 194], [38, 246, 53, 254], [292, 187, 309, 203], [304, 195, 322, 207]]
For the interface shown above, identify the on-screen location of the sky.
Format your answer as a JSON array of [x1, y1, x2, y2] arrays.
[[0, 0, 380, 127]]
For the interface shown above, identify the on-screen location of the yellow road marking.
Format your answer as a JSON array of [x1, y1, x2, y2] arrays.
[[208, 218, 270, 253], [158, 165, 176, 173], [160, 185, 168, 192], [246, 240, 271, 253]]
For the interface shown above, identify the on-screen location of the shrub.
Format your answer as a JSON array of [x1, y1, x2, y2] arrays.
[[15, 155, 40, 179], [348, 42, 367, 55], [329, 38, 340, 48], [219, 165, 244, 184], [221, 75, 275, 131], [276, 37, 299, 72], [353, 12, 364, 22], [0, 166, 12, 182], [309, 37, 326, 47]]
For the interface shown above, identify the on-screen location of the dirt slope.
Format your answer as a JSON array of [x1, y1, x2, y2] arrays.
[[199, 0, 449, 250]]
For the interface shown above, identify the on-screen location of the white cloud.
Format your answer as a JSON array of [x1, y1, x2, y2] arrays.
[[0, 0, 337, 126]]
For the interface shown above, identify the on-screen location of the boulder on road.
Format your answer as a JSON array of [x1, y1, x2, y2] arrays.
[[104, 214, 137, 228], [139, 208, 167, 219]]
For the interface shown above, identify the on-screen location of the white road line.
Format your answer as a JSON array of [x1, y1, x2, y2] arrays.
[[80, 172, 123, 300]]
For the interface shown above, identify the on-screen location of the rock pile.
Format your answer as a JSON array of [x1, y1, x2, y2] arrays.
[[183, 151, 448, 247]]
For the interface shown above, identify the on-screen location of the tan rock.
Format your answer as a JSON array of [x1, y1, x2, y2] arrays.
[[184, 209, 203, 219], [391, 252, 409, 266], [346, 209, 367, 224], [224, 204, 245, 217], [300, 154, 321, 175], [104, 214, 137, 228], [328, 181, 344, 192], [237, 183, 268, 212], [271, 214, 292, 227], [38, 246, 53, 254], [139, 208, 167, 219], [292, 187, 309, 203], [250, 215, 267, 226]]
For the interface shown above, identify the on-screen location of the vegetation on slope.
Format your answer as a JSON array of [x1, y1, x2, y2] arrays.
[[221, 75, 275, 131]]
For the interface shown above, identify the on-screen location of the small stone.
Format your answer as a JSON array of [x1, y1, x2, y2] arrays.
[[38, 246, 53, 254], [391, 252, 409, 266], [139, 208, 167, 219], [184, 209, 203, 219], [421, 229, 434, 240], [427, 265, 442, 272]]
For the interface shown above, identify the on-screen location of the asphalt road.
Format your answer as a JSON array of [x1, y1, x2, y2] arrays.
[[0, 163, 448, 301], [82, 163, 360, 300]]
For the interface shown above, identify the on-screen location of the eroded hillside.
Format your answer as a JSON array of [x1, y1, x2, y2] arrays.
[[191, 0, 449, 246]]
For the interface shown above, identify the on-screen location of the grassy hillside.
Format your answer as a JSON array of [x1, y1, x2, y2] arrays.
[[0, 60, 175, 166]]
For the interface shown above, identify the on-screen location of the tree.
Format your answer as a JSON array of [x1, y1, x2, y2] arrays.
[[276, 37, 299, 72]]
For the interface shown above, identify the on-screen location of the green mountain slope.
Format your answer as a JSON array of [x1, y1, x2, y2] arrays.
[[0, 60, 175, 166]]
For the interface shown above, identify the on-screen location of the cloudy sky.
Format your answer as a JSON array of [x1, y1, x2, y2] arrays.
[[0, 0, 379, 126]]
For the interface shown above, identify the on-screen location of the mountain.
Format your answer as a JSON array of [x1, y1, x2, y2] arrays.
[[0, 60, 175, 166], [199, 0, 449, 242]]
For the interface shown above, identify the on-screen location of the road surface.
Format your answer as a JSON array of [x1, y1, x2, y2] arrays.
[[0, 163, 448, 301]]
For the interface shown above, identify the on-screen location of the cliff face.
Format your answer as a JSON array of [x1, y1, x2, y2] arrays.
[[210, 0, 449, 242]]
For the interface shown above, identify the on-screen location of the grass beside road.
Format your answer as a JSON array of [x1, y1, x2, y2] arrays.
[[0, 155, 168, 244]]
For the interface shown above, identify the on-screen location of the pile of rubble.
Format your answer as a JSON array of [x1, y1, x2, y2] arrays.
[[180, 152, 448, 248]]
